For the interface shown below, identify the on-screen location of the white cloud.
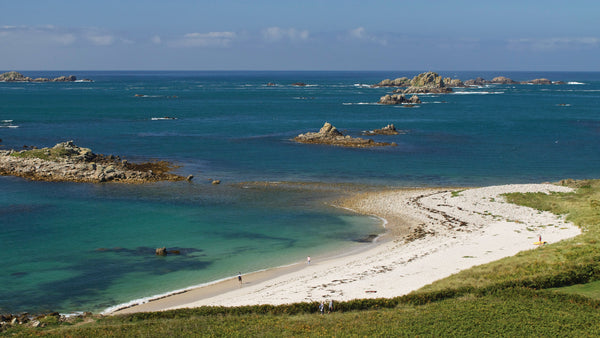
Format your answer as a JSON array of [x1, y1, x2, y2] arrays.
[[262, 27, 309, 42], [0, 25, 77, 46], [86, 34, 115, 46], [171, 31, 237, 47], [508, 37, 599, 50], [346, 27, 387, 46]]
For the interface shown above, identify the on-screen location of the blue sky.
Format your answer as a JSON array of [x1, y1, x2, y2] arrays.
[[1, 0, 598, 71]]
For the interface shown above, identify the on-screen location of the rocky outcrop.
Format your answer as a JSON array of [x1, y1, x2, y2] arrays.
[[465, 76, 556, 86], [292, 82, 307, 86], [363, 124, 403, 136], [293, 122, 397, 148], [401, 86, 452, 94], [0, 71, 82, 82], [410, 71, 444, 87], [443, 78, 464, 87], [374, 72, 562, 90], [523, 78, 552, 85], [378, 94, 421, 105], [490, 76, 519, 84], [402, 72, 454, 94], [464, 77, 487, 86], [0, 141, 186, 183], [372, 77, 411, 87]]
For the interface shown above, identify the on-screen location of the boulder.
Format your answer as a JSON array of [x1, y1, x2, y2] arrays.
[[155, 247, 167, 256]]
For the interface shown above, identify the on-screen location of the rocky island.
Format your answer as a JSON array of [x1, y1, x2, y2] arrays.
[[0, 141, 187, 183], [0, 71, 91, 82], [293, 122, 397, 148], [375, 71, 563, 90]]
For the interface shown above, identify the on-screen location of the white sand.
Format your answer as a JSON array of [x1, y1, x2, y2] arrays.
[[111, 184, 580, 314]]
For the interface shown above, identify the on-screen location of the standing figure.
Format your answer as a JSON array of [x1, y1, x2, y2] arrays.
[[328, 299, 333, 313], [319, 301, 324, 314], [307, 256, 311, 265], [238, 272, 242, 286]]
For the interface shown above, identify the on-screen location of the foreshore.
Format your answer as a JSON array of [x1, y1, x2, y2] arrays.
[[108, 183, 580, 315]]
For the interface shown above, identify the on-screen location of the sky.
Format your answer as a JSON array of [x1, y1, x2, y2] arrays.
[[1, 0, 599, 71]]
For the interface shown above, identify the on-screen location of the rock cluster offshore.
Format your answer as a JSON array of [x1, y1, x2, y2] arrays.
[[0, 141, 186, 183], [0, 71, 91, 82], [293, 122, 397, 148]]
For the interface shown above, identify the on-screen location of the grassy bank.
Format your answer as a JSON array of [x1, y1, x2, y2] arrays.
[[5, 180, 600, 336]]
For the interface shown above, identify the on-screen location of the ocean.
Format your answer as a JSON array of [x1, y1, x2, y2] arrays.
[[1, 70, 599, 314]]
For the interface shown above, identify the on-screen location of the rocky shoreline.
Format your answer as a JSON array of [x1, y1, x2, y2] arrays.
[[0, 141, 187, 183], [293, 122, 397, 148]]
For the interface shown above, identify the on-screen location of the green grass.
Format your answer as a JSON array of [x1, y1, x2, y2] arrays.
[[6, 179, 600, 336], [10, 147, 72, 161], [552, 280, 600, 300]]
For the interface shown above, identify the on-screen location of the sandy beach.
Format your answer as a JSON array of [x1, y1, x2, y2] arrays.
[[109, 183, 580, 315]]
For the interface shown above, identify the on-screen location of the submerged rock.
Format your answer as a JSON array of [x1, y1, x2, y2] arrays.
[[293, 122, 397, 148]]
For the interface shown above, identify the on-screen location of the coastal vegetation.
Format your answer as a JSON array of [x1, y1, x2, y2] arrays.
[[5, 179, 600, 336]]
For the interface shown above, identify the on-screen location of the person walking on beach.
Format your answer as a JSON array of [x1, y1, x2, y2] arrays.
[[319, 301, 324, 315], [307, 256, 311, 265], [237, 272, 242, 286]]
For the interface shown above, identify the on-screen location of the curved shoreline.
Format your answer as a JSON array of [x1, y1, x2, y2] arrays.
[[108, 183, 581, 315]]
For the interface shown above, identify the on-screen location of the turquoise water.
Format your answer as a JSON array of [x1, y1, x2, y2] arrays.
[[1, 71, 599, 314]]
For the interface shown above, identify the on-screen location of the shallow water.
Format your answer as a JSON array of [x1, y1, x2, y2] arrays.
[[1, 70, 599, 313]]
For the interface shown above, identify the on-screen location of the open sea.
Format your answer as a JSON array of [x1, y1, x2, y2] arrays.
[[1, 70, 599, 314]]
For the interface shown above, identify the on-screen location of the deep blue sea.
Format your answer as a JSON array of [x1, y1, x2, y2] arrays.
[[1, 71, 599, 314]]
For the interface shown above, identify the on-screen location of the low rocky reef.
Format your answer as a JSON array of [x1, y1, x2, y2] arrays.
[[362, 124, 404, 136], [373, 71, 564, 94], [0, 141, 187, 183], [293, 122, 397, 148], [0, 71, 91, 82]]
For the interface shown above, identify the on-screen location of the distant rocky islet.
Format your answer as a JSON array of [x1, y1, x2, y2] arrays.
[[0, 71, 92, 82]]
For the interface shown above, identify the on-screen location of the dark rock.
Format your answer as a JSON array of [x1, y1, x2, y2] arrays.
[[292, 82, 307, 86]]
